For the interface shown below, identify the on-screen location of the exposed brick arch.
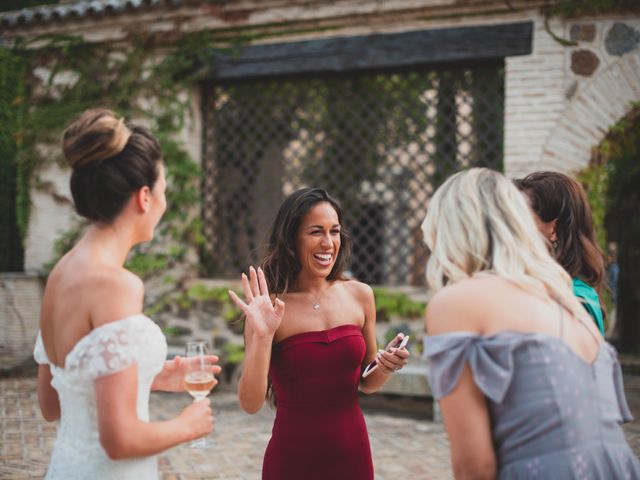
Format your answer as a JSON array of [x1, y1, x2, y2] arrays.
[[542, 49, 640, 173]]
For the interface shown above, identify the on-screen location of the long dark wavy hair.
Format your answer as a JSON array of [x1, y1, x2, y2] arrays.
[[258, 188, 351, 406], [514, 171, 606, 309], [260, 187, 352, 295]]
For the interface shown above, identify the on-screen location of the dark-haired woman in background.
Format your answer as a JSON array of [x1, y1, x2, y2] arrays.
[[515, 171, 606, 336], [228, 188, 409, 480], [34, 109, 220, 479]]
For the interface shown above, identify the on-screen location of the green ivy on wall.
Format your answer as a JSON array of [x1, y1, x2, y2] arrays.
[[1, 30, 234, 277], [542, 0, 640, 47], [579, 104, 640, 253], [0, 47, 27, 271], [578, 105, 640, 322], [577, 163, 609, 252], [547, 0, 640, 18]]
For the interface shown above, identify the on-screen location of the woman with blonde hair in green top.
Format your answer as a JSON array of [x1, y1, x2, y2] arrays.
[[515, 171, 606, 336]]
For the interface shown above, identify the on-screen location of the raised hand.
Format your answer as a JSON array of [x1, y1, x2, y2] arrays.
[[153, 355, 221, 392], [228, 266, 285, 338]]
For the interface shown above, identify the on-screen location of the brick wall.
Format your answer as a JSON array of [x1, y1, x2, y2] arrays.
[[505, 16, 640, 177]]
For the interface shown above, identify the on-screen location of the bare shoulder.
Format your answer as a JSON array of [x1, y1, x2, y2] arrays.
[[89, 268, 145, 327], [93, 267, 143, 294], [340, 279, 374, 305], [425, 277, 497, 335]]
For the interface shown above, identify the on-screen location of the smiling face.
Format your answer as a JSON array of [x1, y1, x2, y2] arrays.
[[296, 201, 341, 280]]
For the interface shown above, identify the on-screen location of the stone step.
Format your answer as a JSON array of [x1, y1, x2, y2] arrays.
[[377, 361, 432, 397]]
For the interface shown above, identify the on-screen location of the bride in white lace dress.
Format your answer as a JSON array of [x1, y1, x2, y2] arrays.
[[34, 109, 220, 479]]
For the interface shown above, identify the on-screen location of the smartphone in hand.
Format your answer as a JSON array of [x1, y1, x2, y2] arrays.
[[361, 334, 409, 378]]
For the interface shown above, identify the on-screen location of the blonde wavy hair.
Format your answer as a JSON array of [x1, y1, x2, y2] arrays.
[[422, 168, 583, 319]]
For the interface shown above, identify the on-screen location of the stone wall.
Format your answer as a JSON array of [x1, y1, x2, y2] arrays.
[[0, 273, 44, 370], [24, 163, 76, 272]]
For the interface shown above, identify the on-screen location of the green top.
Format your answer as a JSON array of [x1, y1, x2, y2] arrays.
[[572, 278, 605, 337]]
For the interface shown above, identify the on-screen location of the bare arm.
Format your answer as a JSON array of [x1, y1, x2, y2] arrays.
[[229, 267, 284, 414], [425, 289, 496, 479], [439, 365, 496, 479], [237, 321, 274, 413], [358, 283, 409, 394], [37, 364, 60, 421], [91, 271, 213, 458], [95, 365, 212, 459]]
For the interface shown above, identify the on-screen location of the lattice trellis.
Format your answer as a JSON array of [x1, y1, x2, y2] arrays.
[[201, 62, 504, 285]]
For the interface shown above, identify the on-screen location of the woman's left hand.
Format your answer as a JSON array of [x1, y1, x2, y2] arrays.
[[153, 355, 222, 392], [376, 338, 410, 375]]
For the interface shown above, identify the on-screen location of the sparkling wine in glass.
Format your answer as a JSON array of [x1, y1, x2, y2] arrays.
[[184, 341, 214, 448]]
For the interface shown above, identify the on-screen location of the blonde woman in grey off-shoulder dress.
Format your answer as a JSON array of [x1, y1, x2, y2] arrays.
[[421, 168, 640, 479]]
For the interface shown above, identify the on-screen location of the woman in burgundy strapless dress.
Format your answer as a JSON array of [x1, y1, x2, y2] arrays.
[[229, 188, 410, 480], [264, 324, 371, 479]]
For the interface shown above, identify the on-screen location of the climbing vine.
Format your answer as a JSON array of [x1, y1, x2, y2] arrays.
[[542, 0, 640, 47], [579, 104, 640, 252], [577, 163, 609, 252], [1, 30, 237, 277], [546, 0, 640, 18], [0, 47, 27, 271]]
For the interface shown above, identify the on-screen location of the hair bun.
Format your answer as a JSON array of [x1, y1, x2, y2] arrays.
[[62, 108, 132, 169]]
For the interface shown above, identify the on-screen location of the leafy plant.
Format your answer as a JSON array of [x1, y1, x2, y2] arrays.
[[162, 325, 192, 337], [126, 253, 169, 280], [2, 31, 242, 278], [372, 287, 426, 322], [223, 343, 245, 365], [547, 0, 640, 17], [577, 164, 609, 252]]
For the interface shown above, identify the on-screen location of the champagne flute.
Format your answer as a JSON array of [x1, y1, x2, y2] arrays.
[[184, 341, 215, 448]]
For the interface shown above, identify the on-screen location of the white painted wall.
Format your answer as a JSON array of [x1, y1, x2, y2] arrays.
[[24, 163, 76, 272]]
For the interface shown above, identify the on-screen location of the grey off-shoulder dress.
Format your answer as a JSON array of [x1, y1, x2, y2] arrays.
[[424, 331, 640, 479]]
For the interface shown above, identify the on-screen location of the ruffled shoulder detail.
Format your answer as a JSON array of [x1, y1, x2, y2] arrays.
[[65, 314, 150, 379], [424, 332, 519, 403], [33, 331, 50, 365]]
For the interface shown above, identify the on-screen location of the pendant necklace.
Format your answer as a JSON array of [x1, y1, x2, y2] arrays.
[[305, 285, 330, 311]]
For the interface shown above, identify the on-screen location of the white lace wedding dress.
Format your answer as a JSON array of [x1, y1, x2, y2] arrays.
[[33, 314, 167, 479]]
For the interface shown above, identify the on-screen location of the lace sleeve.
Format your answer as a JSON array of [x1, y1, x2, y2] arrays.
[[65, 317, 143, 379]]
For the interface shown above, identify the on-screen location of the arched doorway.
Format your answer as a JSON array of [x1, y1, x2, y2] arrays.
[[591, 107, 640, 352]]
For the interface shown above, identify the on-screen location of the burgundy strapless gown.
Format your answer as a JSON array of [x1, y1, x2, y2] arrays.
[[262, 324, 374, 480]]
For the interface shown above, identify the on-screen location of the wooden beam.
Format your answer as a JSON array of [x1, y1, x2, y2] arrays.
[[206, 21, 532, 79]]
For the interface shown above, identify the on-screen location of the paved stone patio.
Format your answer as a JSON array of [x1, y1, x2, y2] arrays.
[[2, 373, 640, 479]]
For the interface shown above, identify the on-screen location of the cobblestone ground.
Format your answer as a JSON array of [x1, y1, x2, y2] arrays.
[[2, 374, 640, 480], [0, 377, 452, 480]]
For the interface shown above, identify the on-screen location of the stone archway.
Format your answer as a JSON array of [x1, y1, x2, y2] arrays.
[[592, 107, 640, 351], [542, 48, 640, 173]]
